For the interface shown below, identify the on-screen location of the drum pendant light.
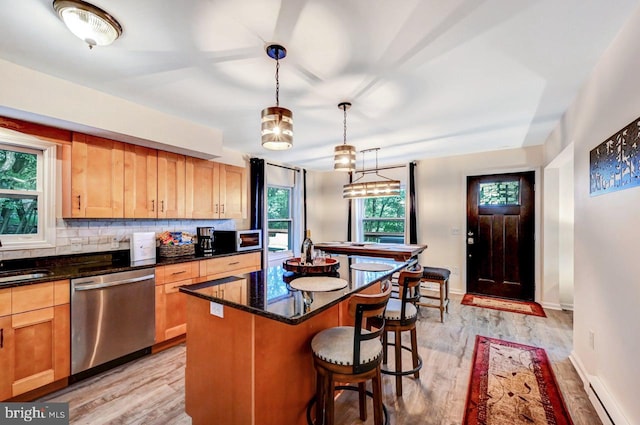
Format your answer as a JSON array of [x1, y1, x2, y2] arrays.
[[334, 102, 356, 172], [261, 44, 293, 150]]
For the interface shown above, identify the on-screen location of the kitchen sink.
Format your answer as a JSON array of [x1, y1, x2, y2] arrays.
[[0, 269, 53, 283]]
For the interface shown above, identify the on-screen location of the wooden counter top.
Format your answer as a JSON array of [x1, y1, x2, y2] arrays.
[[314, 242, 427, 261]]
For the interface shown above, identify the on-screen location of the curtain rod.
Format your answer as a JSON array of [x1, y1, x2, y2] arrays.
[[267, 162, 300, 172]]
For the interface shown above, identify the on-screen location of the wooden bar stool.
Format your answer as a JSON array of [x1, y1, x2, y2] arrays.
[[416, 266, 451, 323], [372, 266, 423, 396], [309, 281, 392, 425]]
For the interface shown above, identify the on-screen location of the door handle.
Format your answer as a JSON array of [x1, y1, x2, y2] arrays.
[[467, 237, 474, 245], [151, 200, 155, 212], [1, 328, 3, 348]]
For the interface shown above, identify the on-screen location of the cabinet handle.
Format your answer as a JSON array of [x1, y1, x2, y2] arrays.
[[161, 200, 165, 213], [151, 200, 155, 212], [221, 289, 225, 299], [228, 261, 240, 266], [221, 204, 225, 214], [77, 195, 81, 210], [1, 328, 3, 348], [171, 270, 187, 275], [215, 204, 219, 214]]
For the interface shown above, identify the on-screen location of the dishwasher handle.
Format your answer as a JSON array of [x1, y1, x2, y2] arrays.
[[73, 274, 154, 291]]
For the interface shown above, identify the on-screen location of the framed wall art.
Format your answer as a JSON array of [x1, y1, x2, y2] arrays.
[[590, 116, 640, 196]]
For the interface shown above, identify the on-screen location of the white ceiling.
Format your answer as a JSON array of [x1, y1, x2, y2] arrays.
[[1, 0, 639, 170]]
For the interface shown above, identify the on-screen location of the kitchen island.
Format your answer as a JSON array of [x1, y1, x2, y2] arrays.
[[179, 255, 410, 425]]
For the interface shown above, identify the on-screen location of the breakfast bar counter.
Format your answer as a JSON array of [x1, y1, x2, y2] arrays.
[[179, 255, 408, 425]]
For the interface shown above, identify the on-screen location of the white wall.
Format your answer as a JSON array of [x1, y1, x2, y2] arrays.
[[0, 59, 223, 159], [308, 146, 546, 299], [543, 4, 640, 423], [414, 147, 543, 295]]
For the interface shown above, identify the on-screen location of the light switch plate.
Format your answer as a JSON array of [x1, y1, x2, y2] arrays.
[[210, 301, 224, 318]]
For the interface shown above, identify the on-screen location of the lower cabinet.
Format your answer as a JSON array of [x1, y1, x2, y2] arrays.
[[0, 281, 70, 401], [154, 262, 199, 344], [154, 252, 262, 344]]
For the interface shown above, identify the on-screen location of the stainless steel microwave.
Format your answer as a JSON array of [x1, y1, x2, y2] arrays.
[[213, 229, 262, 253]]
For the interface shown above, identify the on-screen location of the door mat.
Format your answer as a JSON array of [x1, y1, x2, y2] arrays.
[[463, 335, 573, 425], [462, 294, 546, 317]]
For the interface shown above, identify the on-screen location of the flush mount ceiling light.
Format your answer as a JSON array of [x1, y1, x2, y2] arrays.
[[53, 0, 122, 49], [261, 44, 293, 150], [334, 102, 356, 172], [343, 148, 401, 199]]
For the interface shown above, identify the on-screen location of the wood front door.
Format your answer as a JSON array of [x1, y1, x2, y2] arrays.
[[466, 171, 535, 300]]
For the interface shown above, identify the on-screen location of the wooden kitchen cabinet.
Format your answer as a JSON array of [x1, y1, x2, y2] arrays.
[[154, 261, 199, 343], [185, 157, 219, 219], [70, 133, 124, 218], [186, 160, 247, 219], [219, 163, 247, 220], [157, 151, 186, 219], [124, 144, 158, 218], [198, 251, 262, 281], [0, 280, 70, 401]]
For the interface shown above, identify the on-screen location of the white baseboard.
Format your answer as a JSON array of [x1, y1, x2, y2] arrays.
[[540, 301, 562, 310], [570, 351, 631, 425], [560, 302, 574, 311]]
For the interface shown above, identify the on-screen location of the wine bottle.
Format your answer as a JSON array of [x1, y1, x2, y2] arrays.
[[301, 229, 314, 266]]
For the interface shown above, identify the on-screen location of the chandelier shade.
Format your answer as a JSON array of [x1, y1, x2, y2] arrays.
[[343, 179, 401, 198], [334, 102, 356, 171], [261, 44, 293, 150], [53, 0, 122, 49]]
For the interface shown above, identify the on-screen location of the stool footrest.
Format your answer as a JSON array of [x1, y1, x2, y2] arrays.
[[381, 342, 423, 377], [306, 385, 390, 425]]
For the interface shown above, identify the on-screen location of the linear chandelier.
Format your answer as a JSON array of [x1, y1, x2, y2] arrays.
[[334, 102, 356, 172], [261, 44, 293, 150], [343, 148, 401, 198]]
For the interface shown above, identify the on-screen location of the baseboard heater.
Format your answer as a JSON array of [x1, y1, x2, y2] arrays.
[[589, 382, 615, 425]]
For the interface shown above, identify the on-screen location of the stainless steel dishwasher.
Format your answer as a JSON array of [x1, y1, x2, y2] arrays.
[[71, 268, 155, 375]]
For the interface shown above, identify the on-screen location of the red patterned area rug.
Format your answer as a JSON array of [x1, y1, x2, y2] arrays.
[[463, 336, 573, 425], [462, 294, 546, 317]]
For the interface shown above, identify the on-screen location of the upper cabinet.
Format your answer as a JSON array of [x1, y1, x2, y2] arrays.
[[220, 164, 247, 220], [124, 145, 158, 218], [157, 151, 186, 219], [65, 132, 245, 220], [71, 134, 124, 218], [186, 159, 247, 220]]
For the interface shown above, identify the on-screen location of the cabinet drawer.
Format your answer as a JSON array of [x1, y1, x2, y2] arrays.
[[11, 280, 70, 315], [156, 262, 200, 285], [12, 283, 54, 314], [199, 252, 261, 278]]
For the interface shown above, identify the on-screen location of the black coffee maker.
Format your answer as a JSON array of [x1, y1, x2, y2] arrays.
[[196, 227, 214, 257]]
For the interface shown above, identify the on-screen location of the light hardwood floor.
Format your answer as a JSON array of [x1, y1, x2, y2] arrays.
[[40, 293, 601, 425]]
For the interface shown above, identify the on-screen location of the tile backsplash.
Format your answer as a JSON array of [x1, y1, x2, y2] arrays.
[[1, 218, 236, 260]]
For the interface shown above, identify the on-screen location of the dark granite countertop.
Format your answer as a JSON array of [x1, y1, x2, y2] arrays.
[[0, 249, 262, 289], [179, 255, 408, 325]]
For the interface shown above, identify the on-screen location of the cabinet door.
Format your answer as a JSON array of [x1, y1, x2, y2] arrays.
[[155, 280, 190, 343], [186, 158, 219, 218], [157, 151, 186, 218], [9, 304, 69, 397], [71, 133, 124, 218], [219, 164, 247, 219], [124, 145, 158, 218], [0, 316, 14, 400]]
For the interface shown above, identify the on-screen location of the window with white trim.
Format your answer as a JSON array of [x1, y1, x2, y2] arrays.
[[358, 188, 406, 244], [0, 130, 56, 249], [267, 186, 293, 252]]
